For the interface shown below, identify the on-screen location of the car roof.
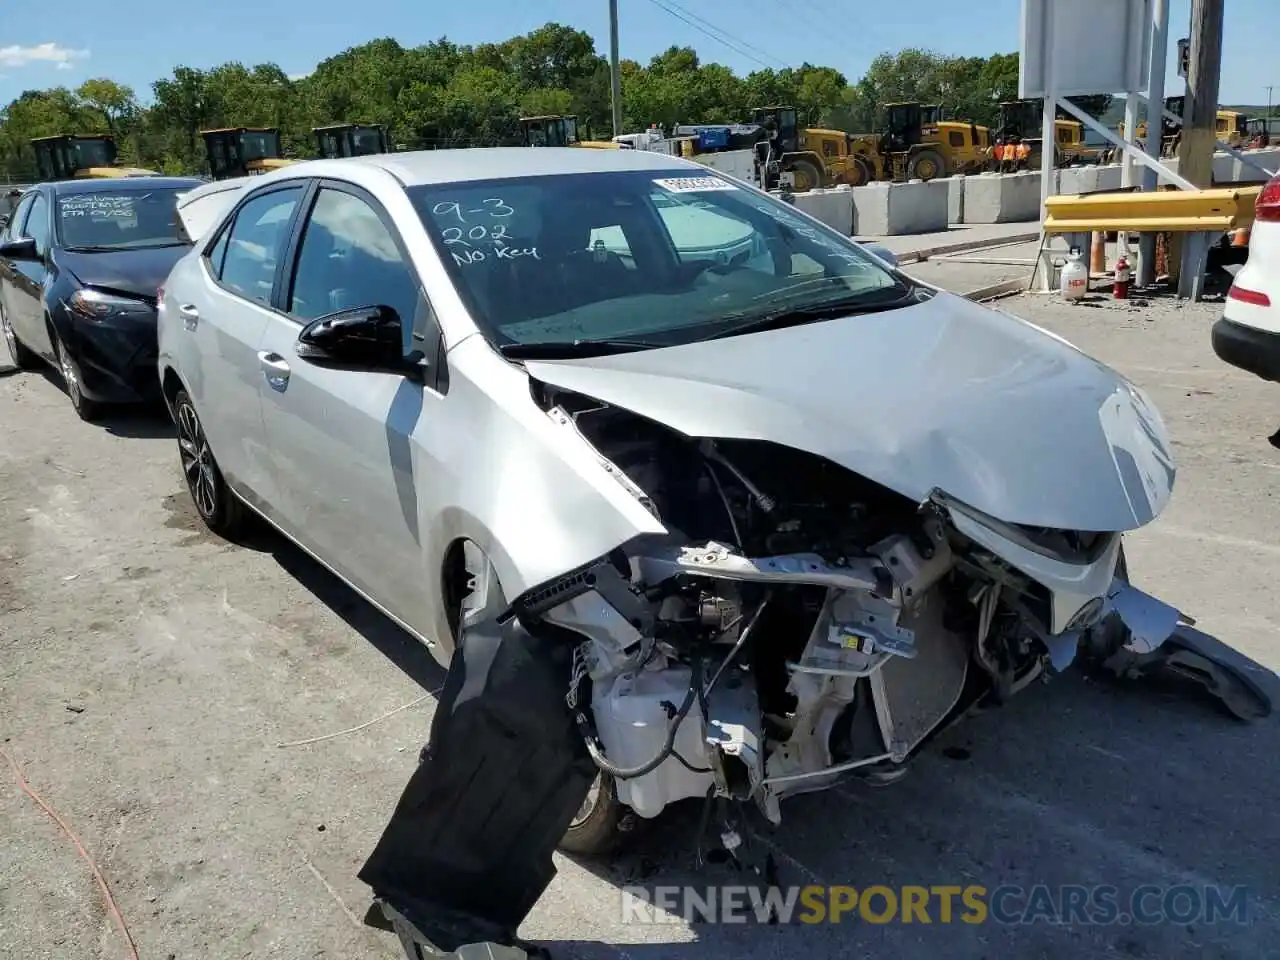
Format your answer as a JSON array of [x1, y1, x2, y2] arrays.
[[48, 176, 206, 196], [297, 147, 707, 187]]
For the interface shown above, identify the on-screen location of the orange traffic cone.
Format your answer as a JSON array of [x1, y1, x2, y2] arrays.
[[1090, 232, 1107, 274]]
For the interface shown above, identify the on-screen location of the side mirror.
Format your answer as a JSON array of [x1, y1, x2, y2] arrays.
[[296, 304, 425, 379], [0, 236, 39, 261]]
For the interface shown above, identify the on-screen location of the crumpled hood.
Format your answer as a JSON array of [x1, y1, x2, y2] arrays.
[[59, 245, 189, 301], [524, 292, 1176, 533]]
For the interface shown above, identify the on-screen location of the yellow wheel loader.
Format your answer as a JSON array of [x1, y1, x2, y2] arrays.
[[200, 127, 296, 180], [843, 103, 992, 185], [314, 123, 391, 158], [518, 115, 621, 149], [30, 135, 157, 180]]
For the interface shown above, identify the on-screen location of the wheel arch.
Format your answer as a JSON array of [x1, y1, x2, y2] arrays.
[[431, 529, 515, 663], [159, 363, 188, 422]]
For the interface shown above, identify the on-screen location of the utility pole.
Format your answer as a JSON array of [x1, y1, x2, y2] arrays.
[[1175, 0, 1225, 297], [609, 0, 623, 138]]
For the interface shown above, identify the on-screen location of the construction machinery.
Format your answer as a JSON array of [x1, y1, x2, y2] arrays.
[[517, 115, 621, 149], [314, 123, 391, 159], [743, 105, 870, 190], [842, 102, 991, 185], [1113, 95, 1184, 158], [1245, 118, 1272, 148], [1216, 109, 1249, 149], [200, 127, 296, 180], [29, 135, 156, 180], [1114, 99, 1254, 159], [990, 99, 1101, 170]]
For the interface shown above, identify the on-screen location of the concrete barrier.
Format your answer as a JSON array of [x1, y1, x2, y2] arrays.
[[1229, 147, 1280, 183], [962, 171, 1049, 223], [1058, 163, 1124, 195], [852, 179, 949, 235], [945, 175, 965, 224], [790, 186, 854, 235]]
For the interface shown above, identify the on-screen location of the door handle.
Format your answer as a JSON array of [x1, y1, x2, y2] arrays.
[[257, 351, 291, 391], [178, 303, 199, 330]]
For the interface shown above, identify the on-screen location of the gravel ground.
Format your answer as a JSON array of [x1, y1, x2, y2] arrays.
[[1, 290, 1278, 960]]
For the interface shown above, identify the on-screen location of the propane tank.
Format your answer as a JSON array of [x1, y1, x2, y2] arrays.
[[1112, 254, 1131, 299], [1060, 246, 1088, 301]]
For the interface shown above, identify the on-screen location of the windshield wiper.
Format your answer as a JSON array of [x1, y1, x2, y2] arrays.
[[696, 289, 925, 342], [498, 337, 668, 359], [63, 240, 187, 252]]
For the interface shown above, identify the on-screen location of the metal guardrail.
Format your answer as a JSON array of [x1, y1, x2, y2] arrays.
[[1039, 185, 1263, 301], [1043, 185, 1262, 233]]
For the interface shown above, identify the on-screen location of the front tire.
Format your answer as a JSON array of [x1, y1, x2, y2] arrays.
[[908, 148, 946, 181], [1, 302, 39, 370], [174, 388, 249, 539], [787, 158, 823, 192], [559, 771, 628, 856], [52, 328, 104, 422]]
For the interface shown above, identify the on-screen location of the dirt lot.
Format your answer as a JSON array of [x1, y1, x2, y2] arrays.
[[1, 291, 1278, 960]]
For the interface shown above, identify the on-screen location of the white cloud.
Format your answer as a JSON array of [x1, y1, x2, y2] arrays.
[[0, 42, 90, 70], [288, 71, 311, 81]]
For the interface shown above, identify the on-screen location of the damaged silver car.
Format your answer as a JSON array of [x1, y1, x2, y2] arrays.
[[157, 148, 1268, 958]]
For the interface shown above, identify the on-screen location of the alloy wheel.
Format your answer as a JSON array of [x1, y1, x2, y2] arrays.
[[0, 304, 16, 365], [177, 400, 219, 519], [55, 335, 83, 408], [569, 774, 603, 829]]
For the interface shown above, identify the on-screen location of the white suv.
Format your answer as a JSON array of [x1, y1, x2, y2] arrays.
[[1213, 170, 1280, 381]]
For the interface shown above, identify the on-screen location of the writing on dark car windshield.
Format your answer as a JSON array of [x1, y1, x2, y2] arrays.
[[56, 189, 188, 250], [408, 170, 909, 355]]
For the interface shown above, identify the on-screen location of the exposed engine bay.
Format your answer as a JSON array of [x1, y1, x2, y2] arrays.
[[356, 383, 1272, 959], [530, 383, 1142, 825]]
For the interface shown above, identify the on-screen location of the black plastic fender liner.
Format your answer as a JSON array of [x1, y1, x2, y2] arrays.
[[358, 615, 597, 952]]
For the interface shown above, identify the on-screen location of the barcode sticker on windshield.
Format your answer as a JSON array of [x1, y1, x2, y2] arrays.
[[652, 176, 738, 193]]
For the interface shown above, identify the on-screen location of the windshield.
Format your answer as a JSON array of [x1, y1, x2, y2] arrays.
[[56, 188, 189, 250], [407, 170, 906, 350]]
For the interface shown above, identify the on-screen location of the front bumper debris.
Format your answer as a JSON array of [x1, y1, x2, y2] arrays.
[[1103, 579, 1185, 656], [357, 614, 595, 956]]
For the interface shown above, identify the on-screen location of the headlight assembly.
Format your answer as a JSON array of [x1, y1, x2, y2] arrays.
[[67, 288, 154, 322]]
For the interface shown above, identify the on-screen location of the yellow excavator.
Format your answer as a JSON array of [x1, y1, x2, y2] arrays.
[[30, 135, 156, 180], [200, 127, 296, 180], [314, 123, 391, 158], [518, 115, 621, 149]]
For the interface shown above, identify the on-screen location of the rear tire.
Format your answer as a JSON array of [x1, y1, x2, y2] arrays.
[[1, 301, 39, 370], [173, 388, 250, 539]]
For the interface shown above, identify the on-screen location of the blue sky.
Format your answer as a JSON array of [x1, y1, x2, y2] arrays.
[[0, 0, 1275, 107]]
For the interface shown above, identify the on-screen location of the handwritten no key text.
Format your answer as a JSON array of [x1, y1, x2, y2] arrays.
[[431, 198, 540, 266]]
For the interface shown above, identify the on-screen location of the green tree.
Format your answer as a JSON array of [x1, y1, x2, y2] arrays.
[[0, 24, 1090, 179]]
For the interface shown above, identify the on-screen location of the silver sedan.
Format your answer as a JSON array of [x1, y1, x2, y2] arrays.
[[156, 146, 1225, 954]]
